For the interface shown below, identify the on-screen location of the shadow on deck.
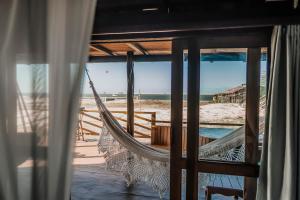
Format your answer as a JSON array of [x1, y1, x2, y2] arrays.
[[71, 137, 241, 200]]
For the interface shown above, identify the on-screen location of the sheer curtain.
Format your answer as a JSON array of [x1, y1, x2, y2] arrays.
[[0, 0, 96, 199], [257, 25, 300, 200]]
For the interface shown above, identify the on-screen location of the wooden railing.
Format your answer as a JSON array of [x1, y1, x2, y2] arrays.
[[77, 108, 243, 141], [77, 109, 156, 139], [154, 120, 243, 127]]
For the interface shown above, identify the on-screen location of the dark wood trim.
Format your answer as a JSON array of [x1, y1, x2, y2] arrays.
[[95, 0, 296, 13], [93, 3, 300, 36], [89, 55, 170, 63], [180, 158, 259, 177], [186, 39, 200, 200], [91, 38, 170, 44], [91, 27, 272, 47], [89, 52, 268, 63], [127, 51, 134, 136], [197, 160, 259, 178], [170, 40, 184, 200], [244, 48, 261, 200]]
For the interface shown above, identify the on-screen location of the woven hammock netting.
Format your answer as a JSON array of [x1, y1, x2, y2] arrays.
[[86, 70, 263, 197]]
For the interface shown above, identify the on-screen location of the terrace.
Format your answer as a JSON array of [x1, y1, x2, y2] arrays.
[[1, 1, 300, 200], [71, 39, 268, 199]]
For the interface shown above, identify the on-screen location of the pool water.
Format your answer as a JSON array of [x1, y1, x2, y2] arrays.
[[199, 128, 234, 139]]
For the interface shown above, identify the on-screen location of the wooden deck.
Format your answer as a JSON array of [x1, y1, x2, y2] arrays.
[[72, 136, 243, 200]]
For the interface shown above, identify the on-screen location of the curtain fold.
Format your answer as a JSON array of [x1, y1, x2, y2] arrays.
[[257, 25, 300, 200], [0, 0, 96, 199]]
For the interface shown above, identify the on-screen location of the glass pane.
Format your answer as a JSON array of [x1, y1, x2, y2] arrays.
[[199, 48, 247, 161], [134, 61, 171, 145], [77, 61, 169, 199], [134, 61, 171, 199], [81, 63, 127, 141]]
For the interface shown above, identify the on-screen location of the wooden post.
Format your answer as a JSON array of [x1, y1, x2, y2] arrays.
[[150, 112, 156, 143], [186, 39, 200, 200], [151, 112, 156, 127], [127, 51, 134, 136], [170, 40, 184, 200], [244, 48, 261, 200]]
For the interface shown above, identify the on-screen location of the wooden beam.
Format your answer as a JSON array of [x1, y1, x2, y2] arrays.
[[93, 3, 300, 36], [180, 158, 260, 177], [126, 43, 149, 55], [186, 39, 200, 200], [170, 39, 184, 200], [94, 0, 294, 12], [89, 52, 267, 63], [127, 51, 134, 136], [244, 48, 261, 200], [197, 160, 259, 178], [91, 27, 271, 48], [89, 54, 170, 62], [94, 0, 166, 11], [90, 44, 116, 56]]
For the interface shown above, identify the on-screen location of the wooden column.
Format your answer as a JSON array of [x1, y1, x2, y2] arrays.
[[244, 48, 261, 200], [127, 51, 134, 136], [186, 40, 200, 200], [170, 40, 184, 200]]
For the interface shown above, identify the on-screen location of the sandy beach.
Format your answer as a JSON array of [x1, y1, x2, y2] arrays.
[[79, 97, 264, 124]]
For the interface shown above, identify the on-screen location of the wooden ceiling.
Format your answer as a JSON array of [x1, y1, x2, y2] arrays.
[[90, 0, 299, 59], [92, 0, 300, 40], [89, 40, 267, 60], [89, 41, 171, 57]]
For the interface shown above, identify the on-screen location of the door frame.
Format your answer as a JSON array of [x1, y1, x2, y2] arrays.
[[170, 28, 271, 200]]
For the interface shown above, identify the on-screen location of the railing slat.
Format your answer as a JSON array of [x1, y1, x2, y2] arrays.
[[81, 127, 99, 135], [78, 109, 242, 144], [134, 130, 151, 138], [134, 115, 152, 122], [82, 120, 102, 128], [81, 112, 101, 121]]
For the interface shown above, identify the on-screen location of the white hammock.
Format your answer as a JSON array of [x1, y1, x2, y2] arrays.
[[86, 71, 245, 196]]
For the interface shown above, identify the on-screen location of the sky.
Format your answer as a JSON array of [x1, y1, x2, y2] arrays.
[[83, 60, 267, 95], [17, 60, 267, 95]]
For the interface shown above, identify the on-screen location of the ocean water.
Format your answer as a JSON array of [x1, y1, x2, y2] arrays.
[[84, 93, 215, 101], [200, 127, 234, 139]]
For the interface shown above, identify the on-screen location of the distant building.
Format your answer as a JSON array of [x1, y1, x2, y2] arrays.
[[213, 84, 246, 103]]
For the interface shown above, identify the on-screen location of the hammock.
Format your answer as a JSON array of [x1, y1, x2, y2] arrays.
[[85, 70, 246, 196]]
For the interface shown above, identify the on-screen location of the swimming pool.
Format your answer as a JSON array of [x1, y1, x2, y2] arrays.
[[199, 127, 235, 139]]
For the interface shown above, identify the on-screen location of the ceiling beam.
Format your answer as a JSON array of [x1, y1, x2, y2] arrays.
[[89, 52, 268, 63], [126, 43, 149, 55], [89, 54, 170, 63], [92, 28, 271, 48], [90, 45, 117, 56], [93, 2, 300, 36]]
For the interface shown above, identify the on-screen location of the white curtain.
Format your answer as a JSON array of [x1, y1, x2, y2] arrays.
[[257, 25, 300, 200], [0, 0, 96, 199]]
